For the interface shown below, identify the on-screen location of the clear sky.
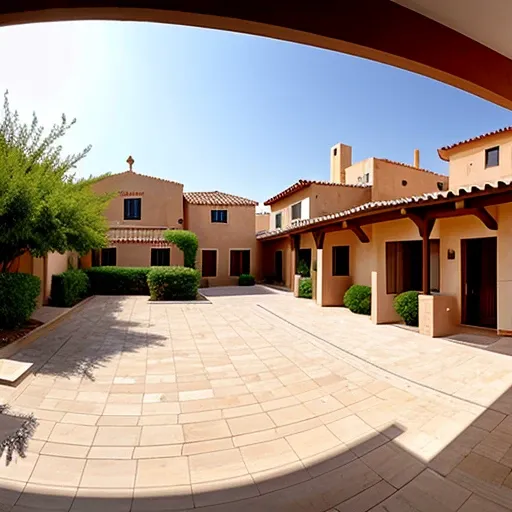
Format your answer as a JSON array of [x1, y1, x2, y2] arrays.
[[0, 20, 510, 205]]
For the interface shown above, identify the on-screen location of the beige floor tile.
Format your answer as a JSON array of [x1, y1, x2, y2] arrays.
[[335, 480, 395, 512], [179, 389, 214, 401], [453, 452, 511, 486], [41, 442, 89, 458], [182, 437, 234, 456], [458, 494, 509, 512], [135, 457, 190, 487], [61, 413, 99, 426], [227, 412, 275, 436], [93, 426, 141, 446], [139, 425, 184, 445], [326, 414, 375, 444], [267, 404, 313, 426], [30, 455, 85, 487], [108, 393, 144, 404], [222, 403, 263, 419], [138, 414, 178, 426], [179, 409, 222, 424], [286, 425, 341, 459], [183, 419, 231, 443], [133, 445, 183, 459], [70, 487, 133, 512], [142, 402, 181, 415], [103, 403, 142, 416], [48, 423, 97, 446], [189, 448, 248, 483], [192, 474, 259, 508], [80, 459, 136, 488], [87, 446, 134, 459], [240, 438, 299, 473], [96, 416, 140, 426], [76, 392, 108, 403], [0, 454, 39, 482]]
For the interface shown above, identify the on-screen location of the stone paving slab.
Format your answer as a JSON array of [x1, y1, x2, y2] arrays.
[[0, 290, 511, 510]]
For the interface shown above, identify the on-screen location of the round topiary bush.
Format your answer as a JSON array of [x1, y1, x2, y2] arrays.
[[299, 277, 312, 299], [147, 266, 201, 301], [0, 273, 41, 329], [239, 274, 255, 286], [393, 290, 419, 326], [343, 284, 371, 315]]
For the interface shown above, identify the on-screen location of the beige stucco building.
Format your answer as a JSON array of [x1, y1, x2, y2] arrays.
[[79, 160, 259, 287], [259, 131, 512, 338]]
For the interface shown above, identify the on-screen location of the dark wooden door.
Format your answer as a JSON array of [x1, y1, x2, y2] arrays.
[[275, 251, 283, 282], [462, 238, 497, 328]]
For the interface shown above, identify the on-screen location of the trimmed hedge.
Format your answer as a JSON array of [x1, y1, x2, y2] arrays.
[[85, 267, 151, 295], [239, 274, 255, 286], [299, 277, 312, 299], [344, 284, 371, 315], [51, 270, 89, 307], [147, 267, 200, 301], [393, 290, 419, 326], [0, 273, 41, 329]]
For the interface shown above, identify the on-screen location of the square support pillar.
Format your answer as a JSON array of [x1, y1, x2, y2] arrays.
[[316, 249, 324, 306], [419, 294, 457, 337]]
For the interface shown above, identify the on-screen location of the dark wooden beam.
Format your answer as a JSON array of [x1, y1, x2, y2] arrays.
[[473, 207, 498, 230], [422, 219, 435, 295], [348, 224, 370, 243], [291, 234, 300, 252], [312, 230, 325, 250]]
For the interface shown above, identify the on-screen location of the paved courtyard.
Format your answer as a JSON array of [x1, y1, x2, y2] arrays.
[[1, 287, 512, 510]]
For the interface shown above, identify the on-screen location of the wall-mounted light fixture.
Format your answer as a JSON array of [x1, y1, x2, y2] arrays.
[[447, 249, 455, 260]]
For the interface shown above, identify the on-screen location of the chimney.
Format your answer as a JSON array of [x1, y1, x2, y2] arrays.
[[413, 149, 420, 168], [330, 143, 352, 184]]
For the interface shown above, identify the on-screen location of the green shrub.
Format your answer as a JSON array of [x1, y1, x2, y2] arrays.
[[344, 285, 371, 315], [239, 274, 255, 286], [299, 277, 312, 299], [393, 290, 420, 326], [51, 270, 89, 307], [296, 260, 310, 278], [0, 273, 41, 329], [147, 267, 200, 301], [163, 230, 198, 269], [86, 267, 151, 295]]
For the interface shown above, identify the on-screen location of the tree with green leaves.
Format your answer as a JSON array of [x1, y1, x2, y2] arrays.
[[0, 91, 113, 272], [163, 230, 198, 269]]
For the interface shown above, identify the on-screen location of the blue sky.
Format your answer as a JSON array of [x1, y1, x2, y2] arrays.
[[0, 21, 510, 205]]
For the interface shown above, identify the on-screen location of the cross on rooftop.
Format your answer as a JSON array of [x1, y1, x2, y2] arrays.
[[127, 155, 134, 171]]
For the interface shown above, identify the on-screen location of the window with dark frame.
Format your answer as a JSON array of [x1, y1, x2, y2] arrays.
[[124, 198, 141, 220], [386, 240, 440, 294], [485, 146, 500, 168], [151, 248, 170, 266], [201, 250, 217, 277], [332, 246, 350, 276], [211, 210, 228, 223], [275, 212, 282, 229], [230, 250, 250, 276], [91, 249, 101, 267], [101, 248, 117, 266], [291, 202, 301, 220]]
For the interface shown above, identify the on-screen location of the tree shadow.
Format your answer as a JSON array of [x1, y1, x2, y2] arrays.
[[11, 296, 166, 381]]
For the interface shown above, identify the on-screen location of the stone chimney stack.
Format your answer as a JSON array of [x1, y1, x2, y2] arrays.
[[413, 149, 420, 168], [330, 143, 352, 184]]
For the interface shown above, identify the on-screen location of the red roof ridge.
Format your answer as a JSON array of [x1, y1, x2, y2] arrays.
[[375, 158, 446, 177], [438, 126, 512, 161], [184, 191, 258, 206], [264, 179, 368, 206]]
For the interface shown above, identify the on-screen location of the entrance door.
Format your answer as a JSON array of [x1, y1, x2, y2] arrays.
[[275, 251, 283, 283], [462, 237, 497, 328]]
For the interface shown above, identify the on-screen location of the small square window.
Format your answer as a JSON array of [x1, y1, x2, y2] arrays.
[[151, 248, 170, 266], [275, 213, 282, 229], [101, 248, 117, 266], [485, 146, 499, 168], [333, 148, 337, 156], [332, 246, 349, 276], [211, 210, 228, 223], [291, 202, 301, 220], [124, 198, 141, 220]]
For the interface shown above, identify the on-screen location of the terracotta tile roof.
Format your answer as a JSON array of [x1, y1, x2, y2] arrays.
[[264, 180, 369, 206], [438, 126, 512, 161], [184, 191, 258, 206], [257, 178, 512, 240], [376, 158, 447, 177], [108, 227, 172, 245]]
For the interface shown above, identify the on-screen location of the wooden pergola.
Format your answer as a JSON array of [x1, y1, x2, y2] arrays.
[[259, 183, 512, 295]]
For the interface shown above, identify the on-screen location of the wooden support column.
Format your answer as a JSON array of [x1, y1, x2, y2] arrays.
[[422, 219, 435, 295], [291, 234, 300, 276], [312, 230, 325, 306]]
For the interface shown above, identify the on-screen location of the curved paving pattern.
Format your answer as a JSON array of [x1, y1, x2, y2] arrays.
[[0, 289, 512, 511]]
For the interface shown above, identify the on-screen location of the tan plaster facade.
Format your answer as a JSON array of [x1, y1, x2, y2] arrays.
[[185, 203, 259, 286]]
